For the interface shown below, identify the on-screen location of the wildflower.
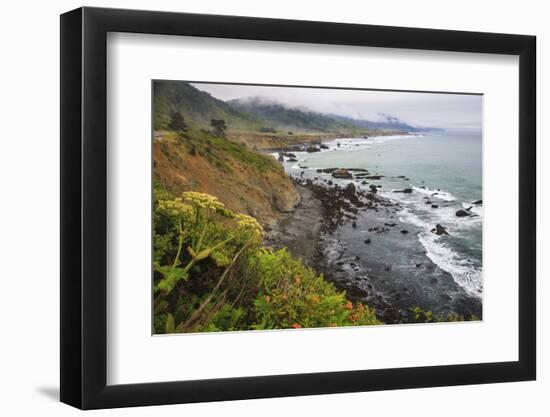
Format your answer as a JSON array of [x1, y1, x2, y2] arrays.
[[235, 213, 264, 236], [345, 301, 353, 310], [157, 199, 194, 217], [182, 191, 226, 212], [291, 323, 302, 329]]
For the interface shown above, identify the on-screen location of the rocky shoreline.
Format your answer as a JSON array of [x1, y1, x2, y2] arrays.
[[266, 165, 483, 324]]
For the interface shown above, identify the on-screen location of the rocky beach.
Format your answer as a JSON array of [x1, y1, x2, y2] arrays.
[[265, 134, 483, 323]]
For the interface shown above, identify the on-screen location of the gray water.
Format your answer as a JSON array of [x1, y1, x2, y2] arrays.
[[279, 132, 483, 310]]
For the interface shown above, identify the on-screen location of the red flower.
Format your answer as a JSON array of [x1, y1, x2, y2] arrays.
[[291, 323, 302, 329], [345, 301, 353, 310]]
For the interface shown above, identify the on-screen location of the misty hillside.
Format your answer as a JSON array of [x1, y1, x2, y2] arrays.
[[153, 81, 263, 131], [153, 81, 437, 134], [227, 97, 357, 133], [329, 114, 429, 132]]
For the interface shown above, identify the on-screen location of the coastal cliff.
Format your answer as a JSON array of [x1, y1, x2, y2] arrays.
[[153, 130, 300, 227]]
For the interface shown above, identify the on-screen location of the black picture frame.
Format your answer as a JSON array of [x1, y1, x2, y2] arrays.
[[60, 6, 536, 410]]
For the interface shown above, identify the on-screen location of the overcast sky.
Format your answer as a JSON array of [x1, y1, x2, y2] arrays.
[[191, 82, 482, 130]]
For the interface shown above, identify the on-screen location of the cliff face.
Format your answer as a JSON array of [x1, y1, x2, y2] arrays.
[[153, 131, 300, 227]]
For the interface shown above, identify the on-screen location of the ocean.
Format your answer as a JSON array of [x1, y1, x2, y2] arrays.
[[278, 131, 483, 318]]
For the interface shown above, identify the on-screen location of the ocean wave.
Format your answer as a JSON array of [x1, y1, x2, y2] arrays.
[[395, 206, 482, 298], [462, 201, 483, 217], [411, 186, 456, 201], [418, 233, 483, 298]]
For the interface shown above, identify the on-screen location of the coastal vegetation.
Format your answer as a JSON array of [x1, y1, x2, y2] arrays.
[[152, 80, 482, 332], [153, 187, 380, 333]]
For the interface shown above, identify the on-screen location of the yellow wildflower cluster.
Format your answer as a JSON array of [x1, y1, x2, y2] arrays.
[[235, 213, 264, 237], [157, 198, 194, 217], [181, 191, 234, 217]]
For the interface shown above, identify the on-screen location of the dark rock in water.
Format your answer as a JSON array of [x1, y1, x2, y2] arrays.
[[348, 168, 369, 172], [320, 144, 329, 149], [394, 188, 413, 194], [431, 204, 439, 209], [431, 192, 439, 196], [384, 222, 396, 227], [431, 223, 449, 235], [425, 200, 432, 204], [332, 169, 353, 179], [472, 199, 483, 205], [277, 154, 284, 162], [306, 146, 321, 153], [361, 180, 368, 185], [346, 182, 356, 194], [456, 209, 471, 217], [384, 265, 392, 271], [415, 263, 422, 268], [396, 175, 406, 179], [337, 142, 341, 147], [287, 157, 298, 162], [465, 205, 473, 211], [377, 185, 382, 188], [327, 180, 333, 185], [364, 238, 371, 244], [352, 221, 357, 228], [365, 175, 384, 180], [299, 165, 309, 169], [369, 184, 378, 194], [400, 229, 409, 234]]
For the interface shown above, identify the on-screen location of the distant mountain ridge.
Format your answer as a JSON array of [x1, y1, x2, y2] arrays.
[[328, 113, 443, 133], [227, 97, 357, 133], [153, 81, 264, 131], [228, 96, 442, 133], [154, 81, 441, 133]]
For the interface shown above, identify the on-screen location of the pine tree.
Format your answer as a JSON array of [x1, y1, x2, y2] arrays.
[[211, 119, 227, 137], [168, 111, 187, 132]]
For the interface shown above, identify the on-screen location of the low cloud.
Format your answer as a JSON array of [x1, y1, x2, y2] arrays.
[[191, 82, 482, 130]]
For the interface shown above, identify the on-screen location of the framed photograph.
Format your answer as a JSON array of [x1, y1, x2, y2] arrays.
[[60, 6, 536, 409]]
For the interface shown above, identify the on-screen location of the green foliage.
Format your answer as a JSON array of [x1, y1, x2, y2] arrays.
[[180, 129, 281, 173], [153, 81, 263, 131], [250, 248, 380, 329], [153, 190, 381, 333], [210, 119, 228, 137], [168, 111, 187, 132], [407, 306, 481, 323]]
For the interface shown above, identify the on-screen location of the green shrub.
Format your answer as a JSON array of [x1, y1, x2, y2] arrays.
[[250, 249, 379, 329], [407, 306, 481, 323], [153, 191, 381, 333]]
